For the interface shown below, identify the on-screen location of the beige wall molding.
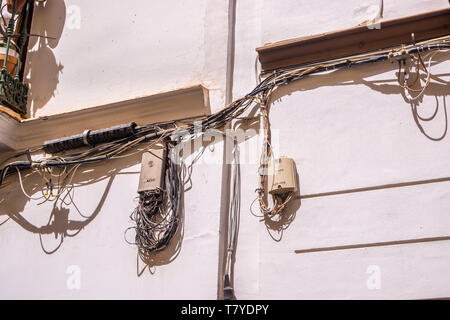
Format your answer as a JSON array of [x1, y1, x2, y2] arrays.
[[0, 85, 210, 153], [257, 8, 450, 71]]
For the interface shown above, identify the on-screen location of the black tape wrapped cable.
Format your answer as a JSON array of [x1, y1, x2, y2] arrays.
[[43, 123, 137, 154]]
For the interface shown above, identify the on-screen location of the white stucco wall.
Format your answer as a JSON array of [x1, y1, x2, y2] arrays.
[[1, 0, 449, 299], [233, 0, 450, 299], [25, 0, 229, 117]]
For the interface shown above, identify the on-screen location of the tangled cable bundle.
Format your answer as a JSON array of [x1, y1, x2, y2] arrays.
[[256, 103, 294, 219], [1, 36, 449, 226], [126, 147, 181, 257]]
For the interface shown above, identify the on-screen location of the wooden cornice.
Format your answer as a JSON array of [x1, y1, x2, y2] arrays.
[[257, 8, 450, 72], [0, 85, 210, 153]]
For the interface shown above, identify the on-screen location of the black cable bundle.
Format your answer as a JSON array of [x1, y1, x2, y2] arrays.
[[43, 123, 137, 154], [126, 147, 181, 257]]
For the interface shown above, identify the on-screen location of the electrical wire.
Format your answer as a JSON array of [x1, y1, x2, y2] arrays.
[[125, 145, 181, 258], [223, 138, 240, 300], [1, 36, 449, 223]]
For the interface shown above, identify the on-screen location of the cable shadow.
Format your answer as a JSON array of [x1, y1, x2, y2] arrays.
[[24, 0, 65, 117], [256, 54, 448, 240], [133, 135, 213, 275], [268, 52, 449, 142], [0, 149, 142, 254], [409, 95, 447, 141]]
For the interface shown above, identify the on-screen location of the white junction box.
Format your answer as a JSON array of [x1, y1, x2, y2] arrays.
[[138, 148, 166, 193], [268, 157, 297, 195]]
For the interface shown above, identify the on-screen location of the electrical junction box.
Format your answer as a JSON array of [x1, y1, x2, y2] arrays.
[[268, 157, 297, 195], [138, 148, 166, 193]]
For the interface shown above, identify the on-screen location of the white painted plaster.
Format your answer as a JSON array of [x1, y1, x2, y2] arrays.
[[1, 0, 450, 299]]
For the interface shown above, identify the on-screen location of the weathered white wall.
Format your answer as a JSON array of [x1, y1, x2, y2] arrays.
[[25, 0, 228, 117], [1, 0, 229, 299], [1, 0, 450, 299], [233, 0, 450, 299]]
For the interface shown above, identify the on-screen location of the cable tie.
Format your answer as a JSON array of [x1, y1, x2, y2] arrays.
[[411, 33, 417, 49], [25, 149, 32, 163], [82, 129, 91, 146]]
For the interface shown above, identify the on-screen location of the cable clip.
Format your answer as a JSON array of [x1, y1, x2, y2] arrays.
[[411, 33, 416, 49], [25, 149, 32, 163], [388, 46, 408, 63], [82, 129, 91, 146]]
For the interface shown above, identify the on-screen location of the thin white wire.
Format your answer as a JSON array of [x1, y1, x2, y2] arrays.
[[16, 167, 46, 201], [404, 50, 448, 101]]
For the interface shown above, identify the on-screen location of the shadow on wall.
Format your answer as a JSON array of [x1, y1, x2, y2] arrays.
[[231, 114, 301, 241], [136, 191, 185, 277], [25, 0, 65, 117], [133, 133, 241, 276], [2, 50, 445, 271], [0, 153, 133, 254], [0, 142, 201, 274], [249, 53, 449, 240], [269, 52, 449, 142]]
